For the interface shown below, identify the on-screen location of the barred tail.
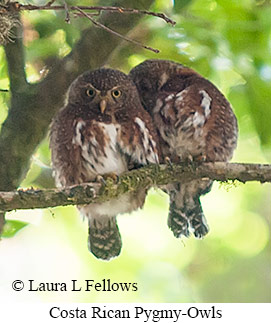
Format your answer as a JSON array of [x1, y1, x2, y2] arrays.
[[168, 180, 213, 239], [168, 199, 190, 238], [185, 199, 209, 238], [88, 216, 122, 260]]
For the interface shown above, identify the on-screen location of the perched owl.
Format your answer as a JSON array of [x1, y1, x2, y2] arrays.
[[130, 59, 238, 239], [50, 68, 160, 260]]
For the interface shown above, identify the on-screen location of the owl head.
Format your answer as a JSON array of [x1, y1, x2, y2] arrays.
[[130, 59, 197, 114], [67, 68, 141, 116]]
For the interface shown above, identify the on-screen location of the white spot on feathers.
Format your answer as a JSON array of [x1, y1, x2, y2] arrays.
[[153, 98, 163, 113], [72, 120, 86, 145], [175, 89, 188, 104], [73, 121, 127, 176], [199, 90, 212, 118], [193, 111, 205, 127], [158, 72, 169, 89], [134, 117, 159, 164], [165, 93, 175, 102]]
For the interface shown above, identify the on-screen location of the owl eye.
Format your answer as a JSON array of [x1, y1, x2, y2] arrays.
[[112, 89, 122, 99], [86, 88, 96, 98]]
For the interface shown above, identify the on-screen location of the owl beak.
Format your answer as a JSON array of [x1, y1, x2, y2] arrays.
[[99, 99, 107, 114]]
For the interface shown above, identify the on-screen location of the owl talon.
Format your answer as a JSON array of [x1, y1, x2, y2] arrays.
[[96, 172, 119, 185], [184, 155, 205, 171], [96, 175, 107, 185], [105, 172, 119, 183], [182, 156, 197, 172], [194, 154, 207, 163], [165, 156, 174, 170], [179, 155, 194, 169]]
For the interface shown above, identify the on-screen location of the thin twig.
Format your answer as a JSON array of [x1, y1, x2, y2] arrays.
[[63, 1, 70, 24], [46, 0, 56, 6], [73, 11, 100, 18], [17, 4, 176, 26], [4, 2, 174, 52], [0, 89, 9, 92], [74, 6, 160, 53]]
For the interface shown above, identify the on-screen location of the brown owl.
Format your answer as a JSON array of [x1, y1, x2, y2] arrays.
[[50, 68, 160, 260], [130, 59, 238, 239]]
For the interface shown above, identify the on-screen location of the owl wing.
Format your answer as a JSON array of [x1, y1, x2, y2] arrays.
[[157, 79, 238, 162], [117, 113, 160, 169], [153, 78, 237, 239], [50, 108, 85, 188]]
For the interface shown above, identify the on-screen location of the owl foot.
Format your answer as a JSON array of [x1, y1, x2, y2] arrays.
[[181, 154, 206, 173], [88, 217, 122, 260], [181, 153, 206, 166], [96, 172, 119, 185], [194, 153, 207, 163], [165, 156, 174, 168]]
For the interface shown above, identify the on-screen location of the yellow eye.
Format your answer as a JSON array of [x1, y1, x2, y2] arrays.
[[112, 89, 122, 98], [86, 88, 96, 98]]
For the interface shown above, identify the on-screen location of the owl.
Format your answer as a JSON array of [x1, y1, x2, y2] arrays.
[[50, 68, 160, 260], [130, 59, 238, 239]]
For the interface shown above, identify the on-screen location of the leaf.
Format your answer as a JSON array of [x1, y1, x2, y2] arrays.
[[1, 220, 29, 238], [173, 0, 193, 12], [245, 75, 271, 147]]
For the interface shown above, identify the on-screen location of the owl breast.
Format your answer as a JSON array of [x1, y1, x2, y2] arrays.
[[72, 118, 145, 217], [72, 119, 128, 181]]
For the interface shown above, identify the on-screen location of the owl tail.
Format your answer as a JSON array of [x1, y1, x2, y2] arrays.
[[168, 180, 213, 239], [184, 199, 209, 238], [88, 216, 122, 260], [168, 199, 190, 238]]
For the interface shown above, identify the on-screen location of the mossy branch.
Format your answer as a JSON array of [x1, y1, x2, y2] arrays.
[[0, 162, 270, 212]]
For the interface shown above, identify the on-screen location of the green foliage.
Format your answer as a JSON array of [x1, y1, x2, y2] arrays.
[[138, 0, 271, 150], [173, 0, 194, 12], [1, 219, 28, 238], [245, 75, 271, 146]]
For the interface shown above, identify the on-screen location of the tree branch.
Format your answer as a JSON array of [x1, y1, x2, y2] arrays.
[[3, 3, 27, 92], [17, 4, 176, 26], [1, 162, 270, 212], [74, 6, 160, 53], [2, 2, 175, 53]]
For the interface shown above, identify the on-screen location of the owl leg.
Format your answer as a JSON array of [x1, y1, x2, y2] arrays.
[[164, 156, 174, 169], [167, 184, 190, 238], [88, 216, 122, 260]]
